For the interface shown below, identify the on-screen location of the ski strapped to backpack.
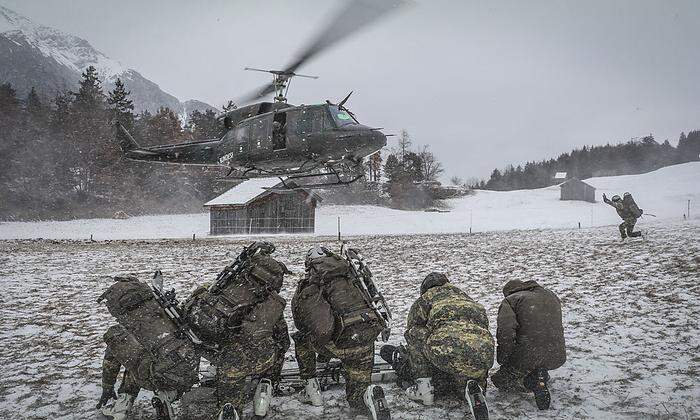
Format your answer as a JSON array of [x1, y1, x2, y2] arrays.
[[341, 242, 393, 342], [209, 241, 276, 295], [151, 270, 203, 346]]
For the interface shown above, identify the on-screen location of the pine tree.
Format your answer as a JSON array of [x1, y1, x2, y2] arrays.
[[74, 65, 105, 113], [108, 78, 135, 131]]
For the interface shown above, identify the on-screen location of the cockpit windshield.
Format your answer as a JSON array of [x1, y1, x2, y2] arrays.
[[328, 105, 358, 127]]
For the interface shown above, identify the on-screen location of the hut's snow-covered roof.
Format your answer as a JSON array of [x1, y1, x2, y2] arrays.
[[204, 178, 282, 206]]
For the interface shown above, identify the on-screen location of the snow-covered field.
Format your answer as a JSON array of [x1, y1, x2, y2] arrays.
[[1, 218, 698, 419], [1, 162, 697, 240]]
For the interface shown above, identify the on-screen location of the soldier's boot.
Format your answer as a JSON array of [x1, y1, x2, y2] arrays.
[[363, 385, 391, 420], [405, 377, 434, 406], [152, 390, 177, 420], [524, 368, 550, 410], [379, 344, 411, 387], [465, 380, 489, 420], [298, 378, 323, 406], [253, 378, 273, 417], [101, 393, 134, 420], [217, 403, 240, 420]]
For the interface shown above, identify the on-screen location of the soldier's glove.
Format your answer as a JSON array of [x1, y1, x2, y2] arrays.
[[96, 387, 117, 408], [602, 193, 607, 200], [639, 209, 643, 214]]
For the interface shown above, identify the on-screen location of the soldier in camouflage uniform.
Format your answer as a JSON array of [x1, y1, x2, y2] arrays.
[[97, 325, 180, 420], [184, 253, 291, 419], [292, 246, 390, 420], [603, 192, 643, 239], [382, 273, 494, 407]]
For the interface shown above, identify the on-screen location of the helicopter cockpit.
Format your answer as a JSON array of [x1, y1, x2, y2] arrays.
[[327, 105, 359, 127]]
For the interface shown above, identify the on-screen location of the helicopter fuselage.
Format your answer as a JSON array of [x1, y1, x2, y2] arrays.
[[217, 103, 386, 172], [118, 103, 387, 178]]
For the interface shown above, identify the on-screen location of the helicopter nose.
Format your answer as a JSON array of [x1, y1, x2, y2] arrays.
[[370, 130, 387, 149]]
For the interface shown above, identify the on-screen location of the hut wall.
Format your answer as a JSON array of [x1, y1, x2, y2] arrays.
[[209, 191, 316, 235], [560, 180, 596, 203]]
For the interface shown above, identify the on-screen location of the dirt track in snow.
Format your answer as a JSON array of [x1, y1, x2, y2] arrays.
[[0, 219, 698, 419]]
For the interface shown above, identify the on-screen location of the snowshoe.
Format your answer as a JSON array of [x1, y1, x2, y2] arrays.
[[363, 385, 391, 420], [218, 403, 240, 420], [465, 380, 489, 420], [524, 368, 551, 410]]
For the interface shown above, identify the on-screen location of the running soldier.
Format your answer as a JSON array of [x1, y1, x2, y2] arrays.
[[292, 246, 390, 420], [491, 280, 566, 410], [381, 273, 494, 420], [603, 192, 644, 239]]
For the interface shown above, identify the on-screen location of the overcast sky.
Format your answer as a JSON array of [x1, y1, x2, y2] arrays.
[[3, 0, 699, 180]]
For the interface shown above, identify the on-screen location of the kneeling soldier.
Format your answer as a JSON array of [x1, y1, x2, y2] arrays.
[[292, 246, 391, 420], [491, 280, 566, 410], [382, 273, 494, 420]]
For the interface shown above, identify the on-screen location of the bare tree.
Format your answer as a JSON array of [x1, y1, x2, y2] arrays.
[[398, 129, 412, 162], [418, 145, 444, 182], [450, 176, 463, 186]]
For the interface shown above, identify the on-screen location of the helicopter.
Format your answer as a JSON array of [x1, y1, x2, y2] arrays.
[[116, 0, 404, 188]]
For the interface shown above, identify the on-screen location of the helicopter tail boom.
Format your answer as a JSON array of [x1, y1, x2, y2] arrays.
[[116, 123, 223, 165]]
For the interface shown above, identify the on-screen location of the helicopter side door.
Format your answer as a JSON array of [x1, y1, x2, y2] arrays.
[[233, 121, 251, 162], [248, 114, 272, 162], [289, 105, 329, 155]]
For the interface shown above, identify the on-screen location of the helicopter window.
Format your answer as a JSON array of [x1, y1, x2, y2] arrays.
[[328, 105, 357, 127], [234, 123, 249, 144]]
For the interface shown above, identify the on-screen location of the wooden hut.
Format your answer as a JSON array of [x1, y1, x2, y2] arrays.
[[559, 178, 596, 203], [204, 178, 321, 235]]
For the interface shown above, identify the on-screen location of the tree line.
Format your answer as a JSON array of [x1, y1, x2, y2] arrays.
[[482, 134, 700, 191], [0, 66, 225, 221]]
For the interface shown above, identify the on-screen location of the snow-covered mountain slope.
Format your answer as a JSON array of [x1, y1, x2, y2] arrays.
[[0, 5, 213, 115], [1, 162, 697, 240]]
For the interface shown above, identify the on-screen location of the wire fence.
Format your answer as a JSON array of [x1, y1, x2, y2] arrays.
[[210, 217, 315, 235]]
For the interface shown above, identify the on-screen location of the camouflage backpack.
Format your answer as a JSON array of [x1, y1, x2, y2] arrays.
[[623, 194, 643, 218], [98, 276, 200, 392], [184, 253, 289, 344], [293, 254, 384, 349]]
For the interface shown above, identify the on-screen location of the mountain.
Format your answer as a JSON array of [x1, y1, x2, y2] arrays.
[[0, 5, 214, 116]]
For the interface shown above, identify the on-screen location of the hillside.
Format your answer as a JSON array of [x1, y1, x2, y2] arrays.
[[1, 162, 697, 240], [0, 5, 215, 115]]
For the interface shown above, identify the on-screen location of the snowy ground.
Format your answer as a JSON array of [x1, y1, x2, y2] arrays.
[[1, 218, 698, 419], [1, 162, 698, 240]]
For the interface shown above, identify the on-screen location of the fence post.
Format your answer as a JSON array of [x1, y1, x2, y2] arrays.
[[469, 210, 473, 235], [337, 216, 341, 241]]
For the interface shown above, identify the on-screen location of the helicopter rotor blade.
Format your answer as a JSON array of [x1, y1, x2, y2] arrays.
[[244, 67, 272, 73], [338, 90, 354, 108], [284, 0, 405, 74], [236, 0, 405, 104]]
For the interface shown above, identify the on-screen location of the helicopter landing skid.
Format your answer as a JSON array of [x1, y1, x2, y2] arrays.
[[218, 159, 364, 189]]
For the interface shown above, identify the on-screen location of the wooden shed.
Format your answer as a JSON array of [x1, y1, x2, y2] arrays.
[[204, 178, 322, 235], [559, 178, 596, 203]]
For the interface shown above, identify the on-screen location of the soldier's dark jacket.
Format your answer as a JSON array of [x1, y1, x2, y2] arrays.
[[405, 283, 494, 379], [496, 280, 566, 372]]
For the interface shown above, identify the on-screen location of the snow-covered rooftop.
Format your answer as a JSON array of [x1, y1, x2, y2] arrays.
[[204, 178, 282, 207]]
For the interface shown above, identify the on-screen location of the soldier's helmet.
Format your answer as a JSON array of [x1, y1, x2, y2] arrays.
[[623, 192, 631, 197], [305, 246, 331, 268], [611, 195, 622, 202], [420, 272, 449, 295]]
